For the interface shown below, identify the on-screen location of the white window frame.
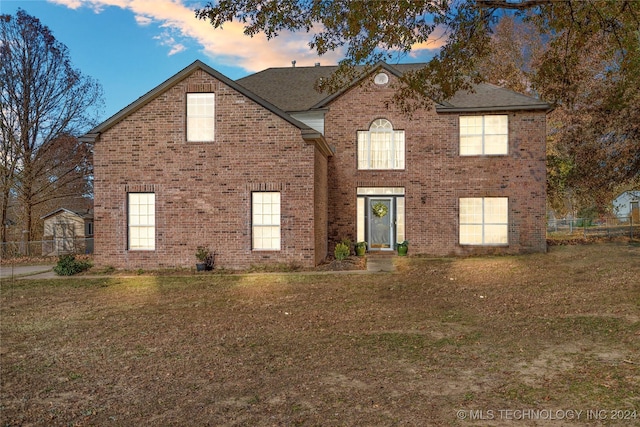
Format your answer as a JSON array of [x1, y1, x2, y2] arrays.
[[187, 93, 215, 142], [252, 192, 281, 251], [459, 115, 508, 156], [128, 193, 155, 251], [459, 197, 509, 246], [356, 187, 405, 244], [357, 119, 405, 170]]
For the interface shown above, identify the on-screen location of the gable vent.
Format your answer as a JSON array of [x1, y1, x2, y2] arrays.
[[374, 72, 389, 85]]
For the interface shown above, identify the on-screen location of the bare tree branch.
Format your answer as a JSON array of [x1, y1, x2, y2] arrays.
[[1, 10, 102, 242]]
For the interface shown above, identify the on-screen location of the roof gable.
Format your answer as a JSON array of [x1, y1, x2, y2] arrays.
[[614, 190, 640, 201], [236, 62, 404, 112], [81, 60, 321, 143], [310, 61, 406, 109]]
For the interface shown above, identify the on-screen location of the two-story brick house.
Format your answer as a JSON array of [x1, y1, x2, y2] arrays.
[[83, 60, 549, 270]]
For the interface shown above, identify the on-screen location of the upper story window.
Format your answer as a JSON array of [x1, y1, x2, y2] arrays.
[[357, 119, 405, 170], [187, 93, 215, 142], [460, 115, 508, 155]]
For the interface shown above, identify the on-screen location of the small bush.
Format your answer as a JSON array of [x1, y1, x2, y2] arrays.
[[334, 242, 350, 261], [54, 255, 92, 276]]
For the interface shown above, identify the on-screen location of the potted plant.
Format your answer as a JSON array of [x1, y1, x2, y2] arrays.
[[195, 246, 214, 271], [396, 240, 409, 256], [355, 241, 367, 256]]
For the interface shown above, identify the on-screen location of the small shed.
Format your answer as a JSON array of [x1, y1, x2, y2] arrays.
[[41, 208, 94, 255], [613, 191, 640, 223]]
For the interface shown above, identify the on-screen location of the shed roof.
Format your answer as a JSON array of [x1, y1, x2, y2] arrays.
[[41, 208, 93, 220]]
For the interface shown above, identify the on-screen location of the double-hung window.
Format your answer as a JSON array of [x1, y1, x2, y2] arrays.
[[459, 197, 508, 245], [128, 193, 155, 250], [358, 119, 405, 169], [460, 115, 508, 155], [252, 192, 281, 250], [187, 93, 215, 142]]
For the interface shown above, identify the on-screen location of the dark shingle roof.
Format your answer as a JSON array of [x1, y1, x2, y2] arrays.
[[237, 65, 339, 112], [438, 82, 549, 112], [236, 62, 550, 113]]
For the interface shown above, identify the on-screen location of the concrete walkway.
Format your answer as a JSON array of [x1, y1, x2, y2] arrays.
[[0, 264, 57, 280], [1, 254, 396, 281]]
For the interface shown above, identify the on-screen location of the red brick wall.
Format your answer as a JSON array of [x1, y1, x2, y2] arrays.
[[95, 66, 547, 269], [324, 72, 547, 255], [94, 69, 326, 269], [314, 147, 329, 264]]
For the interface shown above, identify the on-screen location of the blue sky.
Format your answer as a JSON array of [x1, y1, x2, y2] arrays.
[[2, 0, 442, 123]]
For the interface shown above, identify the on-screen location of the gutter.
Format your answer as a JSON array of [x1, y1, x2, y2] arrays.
[[436, 104, 553, 114], [301, 129, 334, 157]]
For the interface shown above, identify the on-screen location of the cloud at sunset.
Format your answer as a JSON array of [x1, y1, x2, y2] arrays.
[[47, 0, 444, 72], [410, 26, 448, 56], [47, 0, 344, 72]]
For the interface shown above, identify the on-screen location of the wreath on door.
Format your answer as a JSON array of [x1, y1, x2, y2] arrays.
[[372, 202, 389, 218]]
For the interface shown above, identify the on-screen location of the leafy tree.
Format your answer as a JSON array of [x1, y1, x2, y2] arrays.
[[196, 1, 639, 103], [476, 15, 542, 96], [0, 10, 102, 244], [478, 10, 639, 214], [197, 0, 640, 211]]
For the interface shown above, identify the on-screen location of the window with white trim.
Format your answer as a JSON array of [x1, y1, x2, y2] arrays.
[[128, 193, 155, 250], [356, 187, 405, 246], [459, 197, 508, 245], [187, 93, 215, 142], [252, 192, 281, 250], [357, 119, 405, 169], [460, 115, 508, 155]]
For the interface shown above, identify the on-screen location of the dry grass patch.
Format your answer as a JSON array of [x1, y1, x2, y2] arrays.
[[1, 243, 638, 426]]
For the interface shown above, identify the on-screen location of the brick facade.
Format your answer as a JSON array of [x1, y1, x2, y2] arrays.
[[93, 68, 327, 269], [90, 61, 547, 270], [324, 72, 547, 255]]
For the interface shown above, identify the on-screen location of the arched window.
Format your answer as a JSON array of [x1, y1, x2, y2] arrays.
[[357, 119, 405, 170]]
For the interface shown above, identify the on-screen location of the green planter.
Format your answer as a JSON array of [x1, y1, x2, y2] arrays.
[[355, 242, 367, 256], [396, 241, 408, 256]]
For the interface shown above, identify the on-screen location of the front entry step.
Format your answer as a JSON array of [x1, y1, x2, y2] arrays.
[[366, 254, 395, 272]]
